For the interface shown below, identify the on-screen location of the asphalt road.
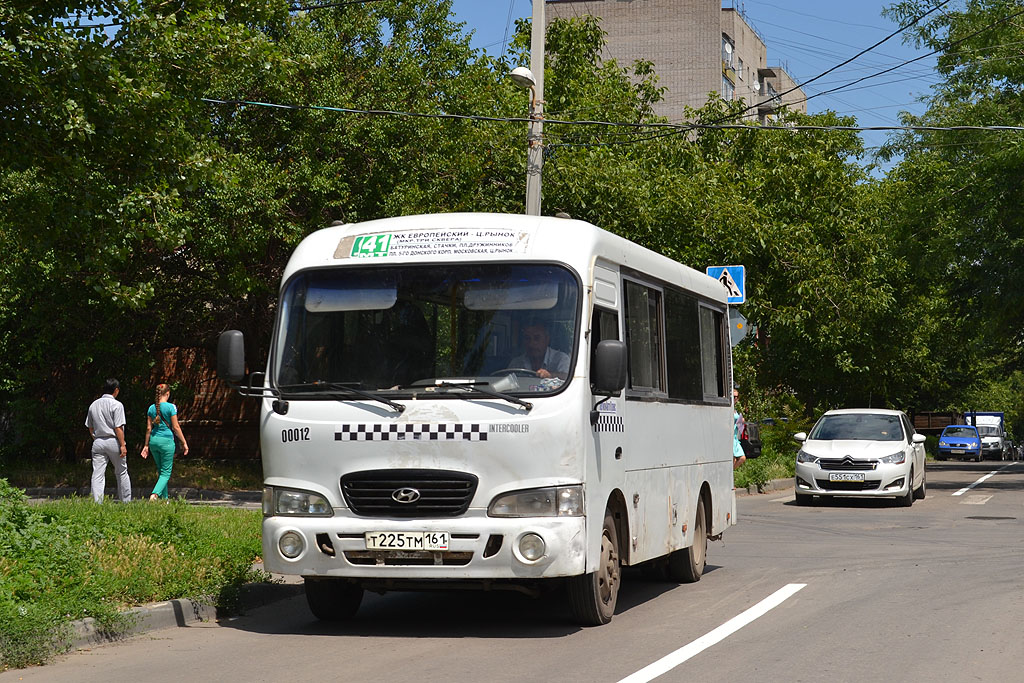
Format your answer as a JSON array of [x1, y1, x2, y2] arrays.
[[7, 460, 1024, 682]]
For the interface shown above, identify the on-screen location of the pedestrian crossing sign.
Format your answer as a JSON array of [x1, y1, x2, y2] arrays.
[[706, 265, 746, 304]]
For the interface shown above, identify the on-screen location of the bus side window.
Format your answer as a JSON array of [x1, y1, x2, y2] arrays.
[[624, 281, 664, 393]]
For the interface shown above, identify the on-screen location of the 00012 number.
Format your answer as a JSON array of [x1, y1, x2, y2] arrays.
[[281, 427, 310, 443]]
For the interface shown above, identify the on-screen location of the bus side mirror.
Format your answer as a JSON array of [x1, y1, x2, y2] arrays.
[[217, 330, 246, 384], [592, 340, 627, 395]]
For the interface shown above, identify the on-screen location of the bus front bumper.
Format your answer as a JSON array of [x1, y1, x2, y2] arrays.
[[261, 513, 588, 580]]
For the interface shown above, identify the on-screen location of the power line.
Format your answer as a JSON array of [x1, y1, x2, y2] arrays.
[[728, 0, 953, 122], [790, 4, 1024, 110], [201, 96, 1024, 135]]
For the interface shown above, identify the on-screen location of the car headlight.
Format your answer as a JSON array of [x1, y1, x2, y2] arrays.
[[796, 450, 818, 464], [879, 452, 906, 465], [263, 487, 333, 517], [489, 485, 584, 517]]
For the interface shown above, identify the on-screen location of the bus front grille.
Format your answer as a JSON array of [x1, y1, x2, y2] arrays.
[[341, 469, 478, 517]]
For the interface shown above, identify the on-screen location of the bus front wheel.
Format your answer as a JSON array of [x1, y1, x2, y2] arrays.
[[568, 510, 620, 626], [304, 577, 363, 621]]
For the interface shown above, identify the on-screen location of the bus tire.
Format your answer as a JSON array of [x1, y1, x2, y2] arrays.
[[304, 577, 363, 621], [667, 497, 706, 583], [568, 510, 620, 626]]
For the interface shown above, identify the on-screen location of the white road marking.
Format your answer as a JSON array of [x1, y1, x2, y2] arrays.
[[617, 583, 806, 683], [959, 494, 993, 505], [952, 462, 1019, 496]]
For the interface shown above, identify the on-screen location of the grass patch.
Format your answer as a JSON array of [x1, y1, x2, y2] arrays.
[[0, 478, 265, 670]]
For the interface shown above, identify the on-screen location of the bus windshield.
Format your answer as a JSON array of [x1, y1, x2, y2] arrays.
[[273, 263, 580, 395]]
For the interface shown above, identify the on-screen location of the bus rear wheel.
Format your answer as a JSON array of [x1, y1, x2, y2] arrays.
[[568, 510, 620, 626], [667, 496, 706, 583], [304, 577, 363, 621]]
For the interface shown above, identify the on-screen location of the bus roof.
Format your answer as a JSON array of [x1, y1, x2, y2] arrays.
[[283, 213, 728, 304]]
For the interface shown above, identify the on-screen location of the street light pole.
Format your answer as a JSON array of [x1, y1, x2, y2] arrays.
[[525, 0, 544, 216]]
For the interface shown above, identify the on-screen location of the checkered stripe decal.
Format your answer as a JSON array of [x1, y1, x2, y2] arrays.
[[593, 415, 624, 433], [335, 423, 488, 442]]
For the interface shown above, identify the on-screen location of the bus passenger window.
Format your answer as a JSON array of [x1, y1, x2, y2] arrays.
[[699, 306, 727, 399], [625, 281, 664, 393]]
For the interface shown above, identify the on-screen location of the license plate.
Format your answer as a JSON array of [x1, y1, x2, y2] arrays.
[[365, 531, 450, 551], [829, 472, 865, 482], [951, 449, 965, 454]]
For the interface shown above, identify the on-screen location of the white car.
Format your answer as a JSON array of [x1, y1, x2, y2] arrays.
[[793, 409, 927, 507]]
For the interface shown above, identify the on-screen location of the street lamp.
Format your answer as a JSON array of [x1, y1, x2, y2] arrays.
[[509, 0, 545, 216], [509, 65, 543, 217]]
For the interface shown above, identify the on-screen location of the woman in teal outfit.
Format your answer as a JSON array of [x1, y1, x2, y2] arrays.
[[140, 383, 189, 500]]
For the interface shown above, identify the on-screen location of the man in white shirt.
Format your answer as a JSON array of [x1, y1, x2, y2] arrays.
[[507, 321, 570, 380], [85, 378, 131, 503]]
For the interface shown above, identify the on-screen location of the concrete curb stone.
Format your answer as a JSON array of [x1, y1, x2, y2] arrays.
[[68, 580, 305, 651], [736, 478, 793, 496]]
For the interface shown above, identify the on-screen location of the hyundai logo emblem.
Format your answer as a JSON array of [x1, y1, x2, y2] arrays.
[[392, 487, 421, 504]]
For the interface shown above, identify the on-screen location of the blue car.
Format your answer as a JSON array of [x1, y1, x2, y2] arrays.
[[937, 425, 982, 462]]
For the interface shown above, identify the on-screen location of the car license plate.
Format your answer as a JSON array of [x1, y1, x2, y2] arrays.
[[951, 449, 965, 454], [365, 531, 450, 551], [829, 472, 865, 482]]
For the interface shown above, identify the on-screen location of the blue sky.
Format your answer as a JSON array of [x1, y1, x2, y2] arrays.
[[449, 0, 941, 162]]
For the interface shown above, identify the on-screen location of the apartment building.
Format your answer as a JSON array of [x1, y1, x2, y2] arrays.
[[547, 0, 806, 122]]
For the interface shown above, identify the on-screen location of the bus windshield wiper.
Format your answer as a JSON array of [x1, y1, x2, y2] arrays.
[[279, 382, 405, 414], [433, 381, 533, 412]]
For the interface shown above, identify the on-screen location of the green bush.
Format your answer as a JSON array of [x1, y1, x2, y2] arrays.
[[0, 479, 264, 670], [734, 419, 811, 491]]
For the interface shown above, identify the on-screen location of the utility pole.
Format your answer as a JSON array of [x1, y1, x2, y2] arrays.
[[525, 0, 544, 216]]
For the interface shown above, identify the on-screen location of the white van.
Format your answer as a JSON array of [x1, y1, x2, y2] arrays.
[[218, 213, 736, 625]]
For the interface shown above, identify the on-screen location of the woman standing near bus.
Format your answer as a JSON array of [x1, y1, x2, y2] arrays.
[[140, 383, 189, 500]]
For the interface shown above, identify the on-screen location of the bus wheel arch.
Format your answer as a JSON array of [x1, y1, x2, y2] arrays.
[[666, 486, 710, 583], [605, 489, 630, 566]]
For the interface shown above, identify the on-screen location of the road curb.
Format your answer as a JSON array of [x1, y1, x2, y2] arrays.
[[736, 478, 793, 496], [67, 581, 305, 651]]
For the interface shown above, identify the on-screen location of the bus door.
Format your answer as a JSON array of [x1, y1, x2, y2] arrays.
[[589, 264, 627, 542]]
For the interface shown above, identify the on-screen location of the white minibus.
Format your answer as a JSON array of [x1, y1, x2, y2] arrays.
[[218, 213, 737, 625]]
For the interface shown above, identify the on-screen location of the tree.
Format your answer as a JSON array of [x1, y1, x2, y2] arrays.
[[0, 0, 527, 459], [880, 0, 1024, 407]]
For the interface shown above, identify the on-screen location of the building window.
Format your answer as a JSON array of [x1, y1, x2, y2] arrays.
[[722, 75, 735, 100], [737, 57, 744, 79], [721, 34, 734, 68]]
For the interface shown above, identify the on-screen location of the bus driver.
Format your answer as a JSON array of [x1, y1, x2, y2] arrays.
[[507, 321, 570, 380]]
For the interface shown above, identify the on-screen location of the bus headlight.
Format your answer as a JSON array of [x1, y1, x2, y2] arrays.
[[263, 487, 333, 517], [488, 485, 584, 517]]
